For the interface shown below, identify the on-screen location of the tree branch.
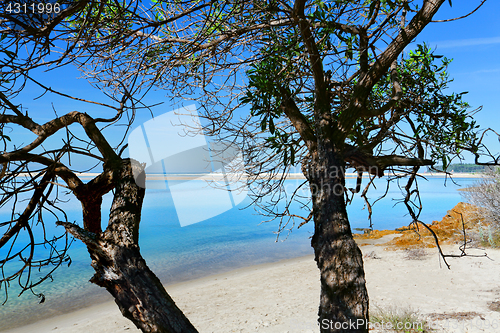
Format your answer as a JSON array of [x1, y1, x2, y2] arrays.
[[278, 86, 317, 152], [56, 221, 98, 247], [431, 0, 487, 22], [362, 59, 403, 118], [0, 152, 84, 193], [292, 0, 328, 119], [344, 146, 434, 176], [0, 170, 53, 249], [1, 110, 119, 164], [342, 0, 445, 132]]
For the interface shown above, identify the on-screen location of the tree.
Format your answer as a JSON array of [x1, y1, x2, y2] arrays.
[[1, 1, 497, 333], [0, 2, 201, 332], [82, 1, 496, 332], [219, 3, 483, 331]]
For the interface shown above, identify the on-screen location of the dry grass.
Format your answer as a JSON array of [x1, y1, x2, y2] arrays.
[[370, 305, 430, 332], [403, 248, 428, 260], [354, 229, 399, 240], [427, 311, 483, 321], [488, 301, 500, 312], [363, 250, 381, 259]]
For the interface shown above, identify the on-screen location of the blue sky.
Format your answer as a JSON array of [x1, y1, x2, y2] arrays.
[[5, 0, 500, 169], [412, 0, 500, 161]]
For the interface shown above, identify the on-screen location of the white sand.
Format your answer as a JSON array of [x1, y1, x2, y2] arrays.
[[3, 236, 500, 333]]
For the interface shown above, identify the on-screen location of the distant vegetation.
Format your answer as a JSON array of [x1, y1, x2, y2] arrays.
[[461, 168, 500, 248], [429, 163, 494, 173]]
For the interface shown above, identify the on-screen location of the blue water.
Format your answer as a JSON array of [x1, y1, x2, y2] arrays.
[[0, 176, 476, 330]]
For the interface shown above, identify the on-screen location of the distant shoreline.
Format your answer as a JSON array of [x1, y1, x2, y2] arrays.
[[288, 172, 485, 179], [9, 171, 485, 180]]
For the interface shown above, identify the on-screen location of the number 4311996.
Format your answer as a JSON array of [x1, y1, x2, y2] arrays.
[[5, 2, 61, 14]]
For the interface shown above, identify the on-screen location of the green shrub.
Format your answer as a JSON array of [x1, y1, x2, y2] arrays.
[[476, 224, 500, 248]]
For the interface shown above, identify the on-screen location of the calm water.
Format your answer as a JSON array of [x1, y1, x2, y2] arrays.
[[0, 176, 476, 330]]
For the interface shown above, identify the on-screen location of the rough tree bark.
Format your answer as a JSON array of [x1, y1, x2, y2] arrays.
[[308, 148, 369, 333], [58, 159, 198, 333]]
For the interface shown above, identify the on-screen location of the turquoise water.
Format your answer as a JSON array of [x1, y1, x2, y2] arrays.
[[0, 176, 476, 330]]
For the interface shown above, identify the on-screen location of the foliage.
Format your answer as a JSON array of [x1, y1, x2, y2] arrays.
[[462, 168, 500, 248], [463, 168, 500, 224], [368, 44, 478, 171], [475, 224, 500, 248], [242, 41, 479, 171], [430, 163, 491, 173]]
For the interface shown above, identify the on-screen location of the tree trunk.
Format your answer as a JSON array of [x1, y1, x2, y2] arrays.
[[308, 150, 369, 333], [88, 240, 198, 333], [60, 159, 198, 333]]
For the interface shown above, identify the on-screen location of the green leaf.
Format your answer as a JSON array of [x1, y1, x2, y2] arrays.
[[368, 1, 377, 19], [261, 117, 267, 131], [441, 156, 448, 170], [269, 117, 275, 134]]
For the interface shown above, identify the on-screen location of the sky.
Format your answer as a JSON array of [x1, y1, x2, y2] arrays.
[[4, 0, 500, 170], [412, 0, 500, 161]]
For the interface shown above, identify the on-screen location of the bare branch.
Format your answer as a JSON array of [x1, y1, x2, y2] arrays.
[[292, 0, 329, 130], [278, 86, 317, 152], [431, 0, 488, 22], [0, 170, 53, 249]]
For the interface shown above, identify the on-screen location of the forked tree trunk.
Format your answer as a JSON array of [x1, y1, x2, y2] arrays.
[[308, 150, 369, 333], [88, 241, 198, 333], [60, 160, 198, 333]]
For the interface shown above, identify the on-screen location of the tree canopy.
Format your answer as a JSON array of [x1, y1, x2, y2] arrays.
[[1, 1, 497, 332]]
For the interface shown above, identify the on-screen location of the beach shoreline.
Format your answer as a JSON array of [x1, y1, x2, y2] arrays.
[[0, 178, 486, 332], [0, 235, 389, 332], [3, 233, 500, 333]]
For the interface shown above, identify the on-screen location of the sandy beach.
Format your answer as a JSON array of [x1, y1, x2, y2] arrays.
[[3, 234, 500, 333]]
